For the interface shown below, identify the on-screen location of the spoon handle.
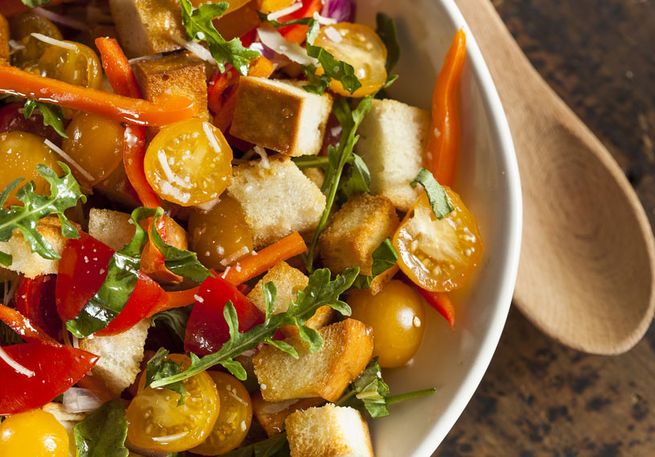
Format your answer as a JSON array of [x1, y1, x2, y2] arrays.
[[456, 0, 655, 354]]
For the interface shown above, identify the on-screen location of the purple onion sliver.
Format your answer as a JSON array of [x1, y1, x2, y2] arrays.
[[321, 0, 356, 23]]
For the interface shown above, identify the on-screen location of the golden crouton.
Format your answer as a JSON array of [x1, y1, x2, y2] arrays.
[[228, 158, 326, 248], [253, 319, 373, 402], [88, 208, 135, 251], [0, 216, 66, 279], [230, 77, 333, 157], [247, 261, 333, 335], [133, 52, 209, 120], [356, 98, 431, 211], [286, 404, 374, 457], [252, 392, 324, 437], [319, 194, 399, 277], [108, 0, 185, 57], [79, 319, 151, 397]]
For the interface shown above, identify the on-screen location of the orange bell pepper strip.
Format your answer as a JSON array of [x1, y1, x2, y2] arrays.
[[0, 304, 60, 346], [158, 232, 308, 311], [279, 0, 323, 43], [426, 29, 467, 186], [0, 66, 197, 127], [95, 37, 161, 208]]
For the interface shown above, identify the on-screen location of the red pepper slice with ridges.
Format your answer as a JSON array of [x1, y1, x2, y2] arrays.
[[0, 303, 59, 346], [184, 276, 264, 356], [0, 343, 98, 415], [14, 275, 62, 342]]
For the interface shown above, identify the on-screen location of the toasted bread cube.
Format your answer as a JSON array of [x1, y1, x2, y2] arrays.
[[286, 404, 374, 457], [356, 99, 431, 211], [0, 216, 65, 278], [319, 194, 399, 277], [0, 14, 9, 64], [88, 208, 135, 251], [253, 319, 373, 402], [133, 52, 209, 119], [228, 158, 326, 248], [230, 77, 332, 157], [79, 319, 151, 397], [108, 0, 184, 57], [248, 261, 333, 335], [252, 393, 324, 437]]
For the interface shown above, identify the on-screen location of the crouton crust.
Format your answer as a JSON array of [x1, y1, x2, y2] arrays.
[[88, 208, 135, 251], [253, 319, 373, 402]]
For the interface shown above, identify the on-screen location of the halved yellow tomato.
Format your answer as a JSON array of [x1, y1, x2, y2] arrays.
[[126, 354, 220, 453], [37, 41, 102, 89], [144, 119, 233, 207], [0, 409, 69, 457], [393, 188, 483, 292], [314, 23, 388, 97]]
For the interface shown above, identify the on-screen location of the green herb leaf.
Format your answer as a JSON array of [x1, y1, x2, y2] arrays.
[[291, 155, 330, 169], [151, 307, 191, 347], [263, 281, 277, 324], [0, 322, 22, 345], [73, 400, 129, 457], [304, 97, 373, 271], [339, 153, 371, 199], [148, 208, 211, 283], [19, 0, 51, 7], [66, 207, 151, 338], [23, 100, 68, 138], [221, 431, 290, 457], [179, 0, 259, 74], [145, 348, 188, 405], [304, 20, 362, 95], [263, 337, 299, 358], [376, 13, 400, 73], [0, 163, 85, 264], [411, 168, 454, 219], [150, 267, 359, 388], [352, 239, 398, 289]]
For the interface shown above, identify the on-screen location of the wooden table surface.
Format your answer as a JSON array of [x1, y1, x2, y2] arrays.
[[435, 1, 655, 456]]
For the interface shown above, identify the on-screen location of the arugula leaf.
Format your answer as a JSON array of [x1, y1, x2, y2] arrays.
[[263, 281, 277, 324], [151, 306, 191, 347], [66, 207, 151, 338], [23, 100, 68, 138], [0, 163, 85, 265], [339, 153, 371, 199], [352, 239, 398, 289], [145, 348, 188, 405], [148, 208, 211, 283], [411, 168, 454, 219], [304, 20, 362, 95], [179, 0, 259, 74], [291, 155, 329, 169], [221, 431, 290, 457], [73, 399, 129, 457], [20, 0, 51, 7], [376, 13, 400, 73], [304, 97, 373, 271], [0, 321, 22, 345], [150, 267, 358, 388]]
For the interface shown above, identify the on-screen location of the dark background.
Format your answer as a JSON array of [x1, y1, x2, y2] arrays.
[[435, 1, 655, 456]]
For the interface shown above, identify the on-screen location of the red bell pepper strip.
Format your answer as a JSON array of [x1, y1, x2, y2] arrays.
[[415, 288, 456, 328], [0, 343, 98, 415], [14, 275, 62, 342], [0, 66, 197, 127], [426, 29, 467, 186], [95, 37, 142, 99], [184, 276, 264, 356], [0, 304, 59, 346], [279, 0, 323, 43]]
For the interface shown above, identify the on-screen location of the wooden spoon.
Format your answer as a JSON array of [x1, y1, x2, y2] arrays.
[[456, 0, 655, 354]]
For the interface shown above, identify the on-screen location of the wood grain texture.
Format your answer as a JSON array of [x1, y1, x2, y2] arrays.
[[436, 0, 655, 454]]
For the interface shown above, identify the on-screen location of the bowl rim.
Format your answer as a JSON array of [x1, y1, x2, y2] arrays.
[[412, 1, 523, 455]]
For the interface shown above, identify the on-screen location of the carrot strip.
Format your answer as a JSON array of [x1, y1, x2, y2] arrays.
[[0, 66, 197, 127], [427, 29, 467, 186], [160, 232, 308, 311], [95, 37, 142, 99], [0, 304, 60, 346]]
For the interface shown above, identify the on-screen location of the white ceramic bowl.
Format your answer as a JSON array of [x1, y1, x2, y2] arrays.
[[356, 1, 522, 455]]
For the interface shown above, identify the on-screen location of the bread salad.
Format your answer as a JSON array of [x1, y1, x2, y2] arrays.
[[0, 0, 482, 455]]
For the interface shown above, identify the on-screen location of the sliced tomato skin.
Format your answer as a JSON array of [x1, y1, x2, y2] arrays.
[[14, 275, 62, 342], [184, 276, 264, 356], [0, 343, 98, 415]]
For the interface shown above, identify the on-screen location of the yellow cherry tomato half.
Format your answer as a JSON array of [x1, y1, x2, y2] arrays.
[[314, 23, 388, 97], [37, 41, 103, 89], [393, 189, 483, 292], [193, 372, 253, 455], [126, 354, 220, 453], [349, 280, 425, 368], [0, 409, 69, 457], [10, 13, 62, 68], [144, 119, 233, 207]]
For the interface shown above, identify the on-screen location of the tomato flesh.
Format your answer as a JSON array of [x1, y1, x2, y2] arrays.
[[37, 41, 103, 89], [193, 372, 253, 455], [184, 276, 264, 356], [0, 343, 97, 415], [393, 189, 483, 292], [0, 409, 69, 457], [14, 275, 62, 342], [126, 354, 220, 453]]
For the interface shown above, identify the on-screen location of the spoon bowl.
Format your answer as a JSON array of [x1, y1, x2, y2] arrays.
[[457, 0, 655, 354]]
